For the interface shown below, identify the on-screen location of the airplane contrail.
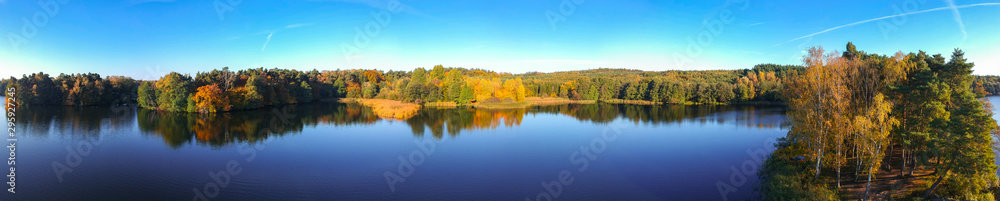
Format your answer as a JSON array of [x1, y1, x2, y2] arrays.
[[942, 0, 967, 41], [777, 2, 1000, 46], [262, 32, 274, 51]]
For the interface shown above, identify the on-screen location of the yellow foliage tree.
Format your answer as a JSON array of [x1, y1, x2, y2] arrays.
[[191, 84, 231, 113], [502, 78, 526, 102]]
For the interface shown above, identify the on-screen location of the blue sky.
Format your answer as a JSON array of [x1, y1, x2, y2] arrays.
[[1, 0, 999, 79]]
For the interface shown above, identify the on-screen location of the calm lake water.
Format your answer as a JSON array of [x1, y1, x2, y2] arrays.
[[1, 98, 790, 200]]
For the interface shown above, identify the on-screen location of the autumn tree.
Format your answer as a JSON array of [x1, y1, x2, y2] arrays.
[[191, 84, 231, 113], [154, 72, 194, 112], [786, 47, 836, 181]]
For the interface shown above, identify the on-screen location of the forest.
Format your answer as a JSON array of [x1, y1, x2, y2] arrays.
[[759, 43, 1000, 200], [975, 75, 1000, 96], [2, 63, 808, 113], [1, 54, 995, 114], [0, 73, 137, 106], [519, 63, 800, 105]]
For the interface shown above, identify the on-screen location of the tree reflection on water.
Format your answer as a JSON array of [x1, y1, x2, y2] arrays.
[[15, 102, 787, 148]]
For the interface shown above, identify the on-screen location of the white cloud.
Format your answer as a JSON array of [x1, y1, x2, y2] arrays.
[[285, 23, 315, 28]]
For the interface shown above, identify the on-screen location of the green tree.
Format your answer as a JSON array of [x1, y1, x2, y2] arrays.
[[923, 50, 999, 199], [429, 65, 446, 81], [244, 74, 264, 109], [426, 85, 443, 102], [587, 85, 598, 101], [301, 81, 314, 102], [411, 68, 427, 85], [459, 85, 474, 104], [445, 69, 464, 102], [715, 83, 735, 103], [138, 81, 157, 109], [333, 78, 347, 98], [154, 72, 193, 112], [362, 82, 377, 99], [404, 79, 426, 102]]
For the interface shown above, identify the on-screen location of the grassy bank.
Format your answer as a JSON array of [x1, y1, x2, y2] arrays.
[[340, 98, 421, 120], [757, 139, 840, 200], [473, 97, 596, 109], [599, 99, 660, 105], [757, 138, 964, 200], [423, 101, 458, 108]]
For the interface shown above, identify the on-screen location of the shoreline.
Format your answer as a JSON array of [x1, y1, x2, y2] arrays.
[[112, 97, 787, 120]]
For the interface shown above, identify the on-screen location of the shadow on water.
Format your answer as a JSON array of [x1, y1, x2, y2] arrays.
[[136, 102, 380, 148], [15, 103, 136, 141], [16, 101, 787, 148]]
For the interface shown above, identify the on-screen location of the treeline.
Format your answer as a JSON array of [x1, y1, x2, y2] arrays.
[[136, 66, 528, 113], [520, 64, 802, 105], [136, 63, 806, 113], [761, 43, 999, 200], [974, 75, 1000, 96], [6, 63, 811, 113], [0, 73, 137, 106]]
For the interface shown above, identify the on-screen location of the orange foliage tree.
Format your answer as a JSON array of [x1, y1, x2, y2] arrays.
[[191, 84, 231, 113]]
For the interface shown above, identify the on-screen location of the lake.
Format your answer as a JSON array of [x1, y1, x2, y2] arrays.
[[2, 98, 792, 200]]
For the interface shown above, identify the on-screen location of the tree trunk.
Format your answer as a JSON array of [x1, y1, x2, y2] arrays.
[[908, 155, 916, 176], [855, 150, 862, 182], [925, 154, 955, 198], [886, 142, 893, 170], [924, 175, 945, 198], [864, 143, 883, 201], [836, 168, 841, 188], [854, 132, 861, 182], [815, 148, 823, 180], [837, 145, 841, 188], [900, 148, 906, 177], [864, 165, 874, 201]]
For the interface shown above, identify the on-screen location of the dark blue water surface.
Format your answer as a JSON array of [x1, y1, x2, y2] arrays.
[[1, 101, 788, 200]]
